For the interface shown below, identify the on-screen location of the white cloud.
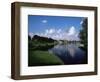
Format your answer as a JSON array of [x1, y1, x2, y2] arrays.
[[67, 26, 76, 36], [42, 20, 47, 23], [57, 29, 62, 33], [30, 26, 80, 41], [66, 26, 80, 41], [46, 29, 55, 34]]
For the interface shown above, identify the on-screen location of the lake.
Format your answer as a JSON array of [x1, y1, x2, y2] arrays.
[[48, 44, 87, 65]]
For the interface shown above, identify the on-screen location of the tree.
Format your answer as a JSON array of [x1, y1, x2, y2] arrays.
[[28, 35, 31, 41], [79, 18, 88, 50]]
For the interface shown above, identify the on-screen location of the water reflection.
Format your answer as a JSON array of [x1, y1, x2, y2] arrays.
[[49, 44, 87, 64]]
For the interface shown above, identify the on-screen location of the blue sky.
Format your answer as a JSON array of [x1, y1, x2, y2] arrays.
[[28, 15, 85, 40]]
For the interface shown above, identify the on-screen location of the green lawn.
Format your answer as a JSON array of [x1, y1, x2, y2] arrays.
[[28, 50, 64, 66]]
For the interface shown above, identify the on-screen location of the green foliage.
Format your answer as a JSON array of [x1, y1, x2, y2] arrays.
[[32, 35, 55, 43], [28, 40, 57, 50], [79, 18, 88, 50], [28, 35, 58, 51]]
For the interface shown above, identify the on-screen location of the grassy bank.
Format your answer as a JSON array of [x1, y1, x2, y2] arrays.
[[28, 50, 64, 66]]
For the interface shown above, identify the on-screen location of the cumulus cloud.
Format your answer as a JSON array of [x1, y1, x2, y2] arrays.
[[67, 26, 76, 36], [30, 26, 80, 41], [57, 29, 62, 33], [46, 29, 55, 34]]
